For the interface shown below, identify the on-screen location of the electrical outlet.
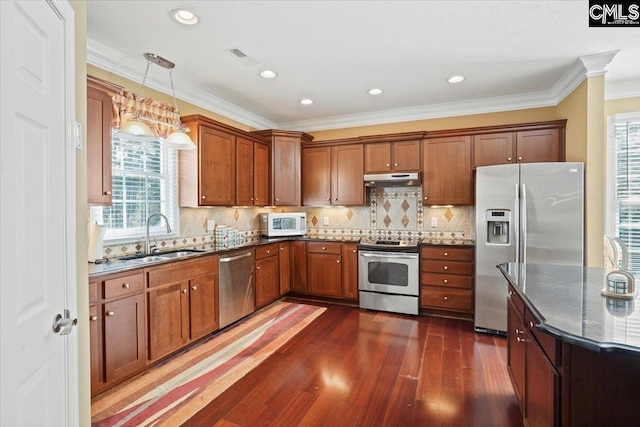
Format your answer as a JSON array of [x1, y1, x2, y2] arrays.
[[431, 217, 438, 228], [207, 219, 216, 232], [323, 216, 329, 226]]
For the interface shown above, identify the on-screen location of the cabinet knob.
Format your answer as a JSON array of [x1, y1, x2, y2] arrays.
[[251, 197, 254, 201], [275, 198, 279, 202], [336, 260, 340, 264], [202, 195, 206, 199], [191, 286, 197, 290], [334, 198, 338, 201], [424, 196, 428, 200], [322, 246, 326, 250], [515, 328, 523, 335], [103, 190, 111, 196], [518, 157, 523, 161], [182, 289, 188, 293], [443, 296, 449, 300], [443, 279, 448, 284], [90, 316, 98, 321], [106, 311, 114, 317], [507, 157, 512, 161], [509, 290, 514, 296], [266, 250, 270, 254], [327, 198, 330, 201], [443, 252, 448, 256], [255, 197, 258, 201], [280, 247, 284, 251], [386, 163, 390, 167], [122, 283, 130, 289], [394, 163, 398, 167], [256, 266, 261, 270], [443, 266, 448, 270], [517, 336, 526, 343], [529, 321, 534, 328], [353, 249, 357, 253]]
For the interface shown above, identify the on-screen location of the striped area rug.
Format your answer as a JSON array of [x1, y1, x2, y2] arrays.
[[91, 301, 326, 427]]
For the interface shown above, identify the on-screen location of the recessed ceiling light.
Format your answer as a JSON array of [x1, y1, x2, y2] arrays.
[[260, 70, 278, 79], [172, 9, 198, 25], [448, 75, 465, 83], [300, 99, 314, 105], [368, 88, 384, 95]]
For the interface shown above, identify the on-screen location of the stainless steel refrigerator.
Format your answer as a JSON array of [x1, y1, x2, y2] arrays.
[[474, 162, 584, 334]]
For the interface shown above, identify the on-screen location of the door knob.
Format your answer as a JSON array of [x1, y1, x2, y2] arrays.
[[52, 309, 77, 335]]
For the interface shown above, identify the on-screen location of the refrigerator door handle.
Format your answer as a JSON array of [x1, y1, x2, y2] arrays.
[[521, 183, 527, 263], [514, 183, 520, 263]]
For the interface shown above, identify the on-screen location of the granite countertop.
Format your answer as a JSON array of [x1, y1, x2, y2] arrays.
[[88, 236, 359, 278], [421, 239, 475, 247], [498, 262, 640, 354]]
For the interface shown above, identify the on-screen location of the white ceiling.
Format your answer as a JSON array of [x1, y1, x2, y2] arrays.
[[87, 1, 640, 131]]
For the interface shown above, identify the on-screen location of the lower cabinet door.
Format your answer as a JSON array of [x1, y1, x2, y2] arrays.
[[342, 243, 358, 299], [256, 256, 279, 308], [189, 273, 219, 340], [89, 304, 103, 390], [507, 301, 526, 411], [279, 242, 291, 295], [307, 253, 342, 297], [148, 281, 190, 361], [525, 329, 559, 427], [103, 293, 146, 382]]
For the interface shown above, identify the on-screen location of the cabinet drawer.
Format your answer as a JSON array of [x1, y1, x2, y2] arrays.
[[421, 287, 472, 312], [307, 241, 342, 254], [525, 309, 559, 366], [422, 260, 472, 276], [509, 284, 525, 317], [147, 256, 218, 288], [256, 243, 278, 260], [421, 246, 473, 261], [421, 272, 472, 289], [104, 272, 144, 299]]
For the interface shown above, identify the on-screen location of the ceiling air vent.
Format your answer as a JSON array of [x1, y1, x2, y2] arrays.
[[226, 46, 259, 66]]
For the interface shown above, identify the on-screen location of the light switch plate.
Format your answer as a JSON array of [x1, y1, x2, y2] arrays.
[[74, 121, 82, 150], [207, 219, 216, 232], [323, 216, 329, 226], [431, 217, 438, 228]]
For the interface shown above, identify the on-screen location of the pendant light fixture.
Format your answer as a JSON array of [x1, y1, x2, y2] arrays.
[[115, 53, 195, 150]]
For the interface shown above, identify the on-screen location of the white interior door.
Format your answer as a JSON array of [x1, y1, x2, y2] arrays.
[[1, 1, 78, 426]]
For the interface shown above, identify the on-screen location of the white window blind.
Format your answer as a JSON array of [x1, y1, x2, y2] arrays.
[[610, 113, 640, 271], [93, 132, 179, 243]]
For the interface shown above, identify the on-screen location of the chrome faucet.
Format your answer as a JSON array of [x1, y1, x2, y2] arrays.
[[146, 213, 172, 254]]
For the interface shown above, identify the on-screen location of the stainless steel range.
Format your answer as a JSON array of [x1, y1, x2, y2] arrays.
[[358, 238, 420, 315]]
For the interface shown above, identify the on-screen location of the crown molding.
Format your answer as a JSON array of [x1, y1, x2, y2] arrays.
[[86, 38, 277, 130], [579, 50, 619, 77], [605, 79, 640, 100]]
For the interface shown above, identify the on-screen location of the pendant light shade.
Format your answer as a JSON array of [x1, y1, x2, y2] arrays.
[[115, 118, 156, 141], [164, 130, 196, 150]]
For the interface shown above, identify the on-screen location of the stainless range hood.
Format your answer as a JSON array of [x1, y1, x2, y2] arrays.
[[364, 172, 421, 187]]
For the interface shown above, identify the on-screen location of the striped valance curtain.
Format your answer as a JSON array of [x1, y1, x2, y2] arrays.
[[111, 91, 181, 139]]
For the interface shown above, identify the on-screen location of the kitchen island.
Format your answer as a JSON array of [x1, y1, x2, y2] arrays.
[[499, 262, 640, 426]]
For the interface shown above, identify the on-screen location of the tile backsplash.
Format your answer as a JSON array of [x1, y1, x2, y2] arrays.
[[98, 187, 475, 259]]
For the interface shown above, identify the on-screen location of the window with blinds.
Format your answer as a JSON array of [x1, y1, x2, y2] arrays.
[[610, 113, 640, 271], [93, 133, 179, 243]]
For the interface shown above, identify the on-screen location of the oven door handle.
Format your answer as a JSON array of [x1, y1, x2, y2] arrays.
[[358, 252, 418, 260]]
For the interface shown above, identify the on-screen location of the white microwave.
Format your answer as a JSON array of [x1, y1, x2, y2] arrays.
[[259, 212, 307, 237]]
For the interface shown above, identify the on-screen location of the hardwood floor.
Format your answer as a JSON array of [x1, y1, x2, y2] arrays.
[[185, 303, 522, 426]]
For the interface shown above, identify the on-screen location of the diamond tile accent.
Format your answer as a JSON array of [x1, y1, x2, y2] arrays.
[[401, 215, 410, 228], [234, 209, 240, 222], [444, 208, 454, 222], [346, 208, 353, 221], [401, 199, 410, 212], [383, 215, 392, 228], [311, 215, 318, 226], [383, 200, 391, 212]]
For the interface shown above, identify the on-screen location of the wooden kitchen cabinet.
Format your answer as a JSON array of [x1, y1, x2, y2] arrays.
[[473, 132, 514, 168], [146, 256, 220, 361], [516, 128, 561, 164], [235, 136, 254, 206], [364, 140, 421, 173], [342, 243, 359, 300], [88, 281, 102, 390], [302, 144, 364, 206], [251, 129, 314, 206], [307, 242, 343, 298], [253, 142, 270, 205], [420, 246, 474, 318], [290, 241, 307, 293], [423, 136, 472, 205], [255, 243, 280, 308], [279, 242, 291, 295], [87, 76, 121, 205], [473, 128, 562, 168], [507, 299, 526, 410]]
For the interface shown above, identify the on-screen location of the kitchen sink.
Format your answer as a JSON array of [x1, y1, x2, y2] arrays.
[[119, 249, 205, 262]]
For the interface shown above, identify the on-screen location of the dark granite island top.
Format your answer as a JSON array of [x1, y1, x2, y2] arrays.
[[498, 262, 640, 354]]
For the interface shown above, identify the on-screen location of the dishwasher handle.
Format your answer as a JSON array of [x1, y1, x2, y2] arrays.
[[220, 251, 253, 263]]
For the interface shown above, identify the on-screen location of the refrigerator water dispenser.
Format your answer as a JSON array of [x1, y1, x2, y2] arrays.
[[486, 210, 510, 244]]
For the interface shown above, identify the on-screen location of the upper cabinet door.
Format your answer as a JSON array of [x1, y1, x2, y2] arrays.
[[302, 146, 331, 206], [364, 142, 392, 173], [392, 140, 421, 171], [473, 133, 514, 168], [332, 144, 364, 206], [199, 127, 236, 206], [423, 136, 472, 206], [235, 137, 254, 206], [87, 86, 114, 205], [516, 129, 561, 163], [273, 136, 301, 206], [253, 142, 269, 206]]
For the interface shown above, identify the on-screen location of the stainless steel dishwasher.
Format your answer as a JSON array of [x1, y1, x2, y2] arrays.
[[219, 249, 255, 328]]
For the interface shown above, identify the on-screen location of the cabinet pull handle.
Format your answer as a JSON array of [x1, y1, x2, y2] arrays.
[[122, 283, 130, 289], [90, 316, 98, 321], [106, 311, 114, 317], [443, 279, 448, 284], [443, 266, 448, 270], [518, 157, 523, 161], [443, 296, 449, 300], [517, 336, 526, 343], [103, 190, 111, 195], [202, 195, 206, 199], [507, 157, 512, 161], [182, 289, 188, 293]]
